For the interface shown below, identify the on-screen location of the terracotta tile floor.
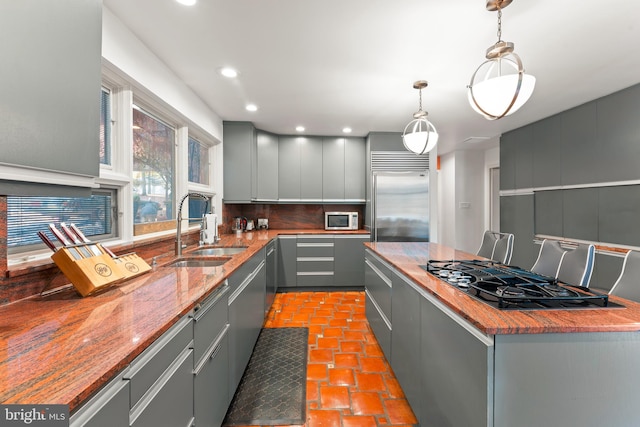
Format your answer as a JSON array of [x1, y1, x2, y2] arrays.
[[261, 291, 418, 427]]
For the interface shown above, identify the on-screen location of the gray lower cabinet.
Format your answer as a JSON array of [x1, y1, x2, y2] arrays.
[[69, 372, 129, 427], [125, 315, 195, 427], [277, 236, 297, 288], [391, 272, 422, 424], [265, 240, 278, 315], [334, 235, 369, 286], [296, 235, 334, 287], [192, 283, 230, 427], [228, 254, 266, 395], [419, 284, 494, 427], [364, 250, 392, 360]]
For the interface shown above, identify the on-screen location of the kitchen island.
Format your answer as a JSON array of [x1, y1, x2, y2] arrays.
[[0, 229, 368, 425], [365, 242, 640, 427]]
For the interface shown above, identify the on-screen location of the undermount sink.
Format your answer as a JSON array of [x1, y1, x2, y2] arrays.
[[164, 257, 230, 268], [190, 247, 248, 256]]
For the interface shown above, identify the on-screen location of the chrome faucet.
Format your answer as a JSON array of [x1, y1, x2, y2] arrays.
[[175, 192, 210, 256]]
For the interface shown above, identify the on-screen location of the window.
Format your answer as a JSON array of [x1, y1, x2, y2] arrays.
[[7, 190, 116, 253], [188, 136, 210, 185], [132, 106, 175, 224], [100, 87, 111, 166]]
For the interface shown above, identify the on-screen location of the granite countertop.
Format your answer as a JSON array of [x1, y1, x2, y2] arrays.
[[0, 229, 368, 410], [365, 241, 640, 335]]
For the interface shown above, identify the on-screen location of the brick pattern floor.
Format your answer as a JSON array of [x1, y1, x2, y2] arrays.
[[260, 291, 418, 427]]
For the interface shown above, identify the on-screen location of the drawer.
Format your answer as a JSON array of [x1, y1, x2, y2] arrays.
[[124, 315, 193, 409], [364, 258, 392, 319], [297, 235, 335, 245], [228, 248, 264, 293], [297, 244, 334, 257], [297, 271, 335, 287], [365, 290, 391, 361], [130, 347, 194, 427], [194, 326, 230, 427], [296, 258, 334, 272], [192, 282, 229, 365]]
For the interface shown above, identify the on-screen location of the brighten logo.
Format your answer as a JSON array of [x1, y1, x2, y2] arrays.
[[1, 405, 68, 426]]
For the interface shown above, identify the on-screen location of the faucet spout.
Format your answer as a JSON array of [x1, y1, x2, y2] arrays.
[[176, 192, 210, 256]]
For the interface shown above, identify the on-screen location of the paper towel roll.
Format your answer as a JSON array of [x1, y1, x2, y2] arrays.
[[203, 213, 218, 244]]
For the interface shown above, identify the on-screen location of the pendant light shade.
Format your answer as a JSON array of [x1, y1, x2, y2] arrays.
[[402, 80, 438, 155], [468, 0, 535, 120]]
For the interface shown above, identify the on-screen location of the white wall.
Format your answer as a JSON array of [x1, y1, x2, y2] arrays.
[[437, 144, 499, 254]]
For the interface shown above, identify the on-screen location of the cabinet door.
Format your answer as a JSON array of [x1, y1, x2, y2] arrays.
[[323, 137, 345, 201], [228, 260, 266, 395], [420, 291, 494, 427], [256, 131, 279, 201], [334, 235, 369, 286], [265, 241, 278, 315], [278, 136, 301, 200], [194, 327, 230, 427], [130, 347, 194, 427], [344, 137, 366, 201], [70, 373, 129, 427], [223, 122, 256, 202], [300, 137, 323, 200], [0, 0, 101, 191], [277, 236, 297, 288], [391, 273, 422, 422]]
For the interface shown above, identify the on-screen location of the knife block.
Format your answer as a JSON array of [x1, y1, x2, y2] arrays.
[[109, 252, 152, 279], [52, 248, 125, 297]]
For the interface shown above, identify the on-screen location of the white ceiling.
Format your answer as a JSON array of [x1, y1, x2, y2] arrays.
[[103, 0, 640, 154]]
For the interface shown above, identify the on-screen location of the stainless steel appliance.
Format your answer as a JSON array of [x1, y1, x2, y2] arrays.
[[372, 171, 429, 242], [423, 259, 622, 310], [325, 212, 358, 230]]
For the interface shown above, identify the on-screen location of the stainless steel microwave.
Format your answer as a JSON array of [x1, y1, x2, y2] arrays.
[[325, 212, 359, 230]]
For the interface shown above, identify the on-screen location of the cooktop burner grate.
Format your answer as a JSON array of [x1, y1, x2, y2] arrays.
[[421, 259, 622, 310]]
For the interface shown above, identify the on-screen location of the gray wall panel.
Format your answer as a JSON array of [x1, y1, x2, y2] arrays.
[[560, 102, 599, 185], [562, 188, 599, 242], [597, 84, 640, 182], [532, 116, 562, 188], [534, 190, 563, 237], [499, 131, 517, 191], [599, 185, 640, 246], [501, 195, 537, 269], [514, 125, 534, 189]]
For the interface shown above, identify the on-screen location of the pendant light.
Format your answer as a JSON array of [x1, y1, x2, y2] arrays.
[[468, 0, 536, 120], [402, 80, 438, 155]]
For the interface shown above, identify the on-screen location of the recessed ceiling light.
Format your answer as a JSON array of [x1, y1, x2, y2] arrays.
[[245, 104, 258, 112], [176, 0, 197, 5], [342, 127, 352, 134], [296, 126, 305, 132], [219, 67, 238, 78]]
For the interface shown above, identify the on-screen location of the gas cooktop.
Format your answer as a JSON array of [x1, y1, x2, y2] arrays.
[[422, 259, 623, 310]]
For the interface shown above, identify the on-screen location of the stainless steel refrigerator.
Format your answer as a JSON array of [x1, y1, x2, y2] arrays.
[[372, 171, 429, 242]]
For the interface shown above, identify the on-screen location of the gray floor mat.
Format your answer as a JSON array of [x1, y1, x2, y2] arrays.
[[223, 327, 308, 426]]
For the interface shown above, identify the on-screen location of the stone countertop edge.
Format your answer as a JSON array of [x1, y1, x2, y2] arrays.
[[0, 229, 369, 410], [364, 241, 640, 336]]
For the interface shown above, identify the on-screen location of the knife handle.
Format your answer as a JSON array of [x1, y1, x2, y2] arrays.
[[38, 231, 57, 252], [60, 223, 81, 244], [49, 223, 71, 246]]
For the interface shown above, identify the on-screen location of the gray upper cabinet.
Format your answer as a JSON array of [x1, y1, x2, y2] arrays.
[[344, 137, 366, 201], [323, 137, 366, 202], [323, 138, 346, 201], [278, 136, 301, 200], [0, 0, 102, 195], [256, 131, 279, 201], [224, 122, 366, 203], [223, 122, 256, 203], [300, 137, 324, 200]]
